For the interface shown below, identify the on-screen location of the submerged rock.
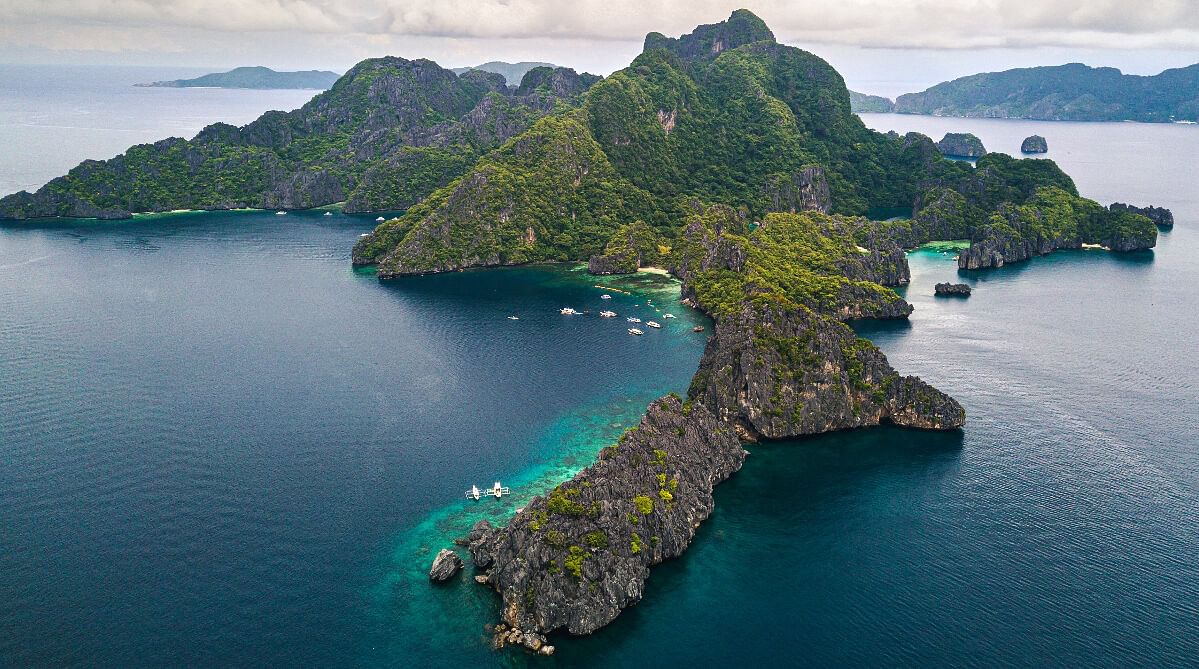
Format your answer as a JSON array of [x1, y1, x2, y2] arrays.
[[935, 282, 971, 296], [428, 549, 463, 582], [936, 133, 987, 158], [1110, 202, 1174, 228], [1021, 135, 1048, 153]]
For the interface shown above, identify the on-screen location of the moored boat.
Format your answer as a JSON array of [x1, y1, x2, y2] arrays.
[[600, 310, 617, 317], [646, 321, 661, 328], [628, 328, 644, 336]]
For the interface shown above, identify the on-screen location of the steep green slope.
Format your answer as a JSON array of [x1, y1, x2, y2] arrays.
[[894, 63, 1199, 122], [0, 60, 595, 219]]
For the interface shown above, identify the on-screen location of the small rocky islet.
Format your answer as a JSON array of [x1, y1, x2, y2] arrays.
[[1021, 135, 1049, 153], [935, 282, 972, 296], [0, 8, 1175, 657]]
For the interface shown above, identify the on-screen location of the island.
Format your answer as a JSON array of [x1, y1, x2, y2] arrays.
[[893, 62, 1199, 123], [935, 282, 972, 296], [0, 9, 1165, 655], [1021, 135, 1048, 153], [135, 66, 340, 90]]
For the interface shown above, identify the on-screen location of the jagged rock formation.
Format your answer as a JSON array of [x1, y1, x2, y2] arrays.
[[1021, 135, 1049, 153], [467, 396, 746, 642], [429, 549, 463, 582], [689, 302, 965, 440], [935, 282, 971, 296], [764, 166, 832, 214], [1111, 202, 1174, 228], [936, 133, 987, 158], [0, 60, 597, 219]]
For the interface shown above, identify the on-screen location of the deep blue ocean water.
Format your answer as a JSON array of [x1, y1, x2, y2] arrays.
[[2, 72, 1198, 666]]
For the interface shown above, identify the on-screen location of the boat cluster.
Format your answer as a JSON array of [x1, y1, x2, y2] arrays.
[[466, 481, 511, 501]]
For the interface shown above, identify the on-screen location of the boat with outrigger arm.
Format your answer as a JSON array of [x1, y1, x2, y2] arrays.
[[465, 481, 510, 501]]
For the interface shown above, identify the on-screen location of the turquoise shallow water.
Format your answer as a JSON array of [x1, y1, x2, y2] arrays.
[[2, 84, 1199, 665]]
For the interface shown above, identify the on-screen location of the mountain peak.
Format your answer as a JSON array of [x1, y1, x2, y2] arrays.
[[642, 9, 775, 60]]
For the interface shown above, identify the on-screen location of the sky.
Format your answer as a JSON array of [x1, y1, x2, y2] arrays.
[[2, 0, 1199, 96]]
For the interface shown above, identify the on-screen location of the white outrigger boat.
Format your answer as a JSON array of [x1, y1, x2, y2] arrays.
[[466, 481, 511, 500], [600, 294, 612, 300], [507, 315, 520, 320], [323, 211, 333, 216], [628, 328, 644, 336], [646, 321, 662, 328], [626, 316, 641, 323], [560, 307, 580, 315], [663, 313, 676, 319], [600, 310, 617, 317], [275, 211, 286, 215], [375, 216, 385, 222]]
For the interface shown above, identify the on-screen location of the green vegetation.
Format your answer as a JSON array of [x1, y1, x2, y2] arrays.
[[633, 495, 655, 515], [583, 531, 609, 549], [547, 486, 587, 516], [564, 545, 589, 580], [630, 532, 644, 554], [848, 90, 895, 113], [544, 530, 567, 548]]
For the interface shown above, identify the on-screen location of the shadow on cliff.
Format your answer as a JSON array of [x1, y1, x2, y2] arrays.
[[554, 426, 964, 664]]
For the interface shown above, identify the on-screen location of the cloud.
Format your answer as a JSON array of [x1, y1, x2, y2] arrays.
[[3, 0, 1199, 51]]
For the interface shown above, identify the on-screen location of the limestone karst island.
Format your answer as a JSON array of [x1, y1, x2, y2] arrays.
[[2, 4, 1196, 667]]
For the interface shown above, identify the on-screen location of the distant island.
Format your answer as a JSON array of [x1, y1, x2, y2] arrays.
[[136, 66, 340, 90], [891, 63, 1199, 123], [451, 61, 557, 86]]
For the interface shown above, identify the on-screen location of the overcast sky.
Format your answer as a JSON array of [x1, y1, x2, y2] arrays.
[[3, 1, 1199, 95]]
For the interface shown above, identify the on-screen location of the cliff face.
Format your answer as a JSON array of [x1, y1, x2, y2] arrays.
[[764, 166, 832, 214], [468, 396, 746, 641]]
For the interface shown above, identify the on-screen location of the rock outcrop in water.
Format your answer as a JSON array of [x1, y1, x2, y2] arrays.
[[467, 395, 746, 644], [1021, 135, 1049, 154], [429, 549, 463, 582], [936, 133, 987, 158], [1110, 202, 1174, 228], [935, 282, 972, 296]]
